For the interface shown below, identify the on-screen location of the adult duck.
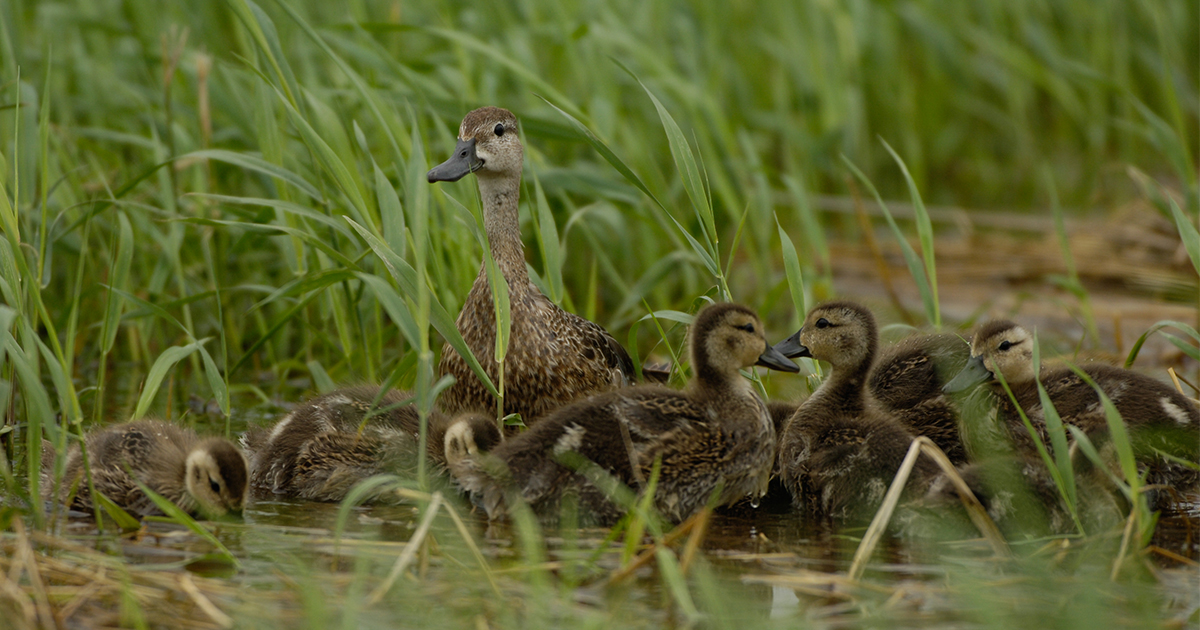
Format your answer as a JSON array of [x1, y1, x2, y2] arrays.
[[428, 107, 633, 425]]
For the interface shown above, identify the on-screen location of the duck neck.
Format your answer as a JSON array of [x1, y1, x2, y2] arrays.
[[813, 354, 873, 416], [476, 172, 529, 287]]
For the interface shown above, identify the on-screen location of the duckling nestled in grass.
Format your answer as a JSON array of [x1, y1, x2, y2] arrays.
[[450, 302, 799, 525], [44, 419, 248, 520], [943, 319, 1200, 499], [775, 302, 968, 464], [428, 106, 635, 425], [774, 301, 938, 520], [244, 386, 500, 503]]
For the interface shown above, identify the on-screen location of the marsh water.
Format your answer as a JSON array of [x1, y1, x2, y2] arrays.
[[27, 383, 1200, 629]]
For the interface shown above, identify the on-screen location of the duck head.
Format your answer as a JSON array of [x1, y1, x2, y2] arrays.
[[428, 106, 523, 183], [772, 301, 877, 371], [690, 303, 799, 380], [185, 439, 249, 519], [943, 320, 1036, 392]]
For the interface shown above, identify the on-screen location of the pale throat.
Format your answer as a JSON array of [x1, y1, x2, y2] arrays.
[[475, 173, 528, 283]]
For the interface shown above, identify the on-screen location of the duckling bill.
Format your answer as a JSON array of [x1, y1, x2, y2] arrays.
[[451, 302, 798, 525]]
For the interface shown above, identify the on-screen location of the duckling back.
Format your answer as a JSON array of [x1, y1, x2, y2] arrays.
[[244, 386, 501, 503], [869, 333, 969, 463]]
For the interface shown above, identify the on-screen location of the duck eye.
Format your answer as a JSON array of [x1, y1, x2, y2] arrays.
[[736, 323, 755, 333], [815, 318, 830, 329], [494, 123, 505, 137], [209, 478, 221, 494], [998, 340, 1013, 351]]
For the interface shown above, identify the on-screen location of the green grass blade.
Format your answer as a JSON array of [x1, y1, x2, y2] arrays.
[[356, 272, 422, 350], [133, 340, 208, 419], [197, 346, 230, 418], [842, 154, 937, 327], [134, 481, 239, 568], [346, 218, 499, 398], [1031, 333, 1076, 509], [529, 169, 563, 304], [1167, 196, 1199, 275], [636, 77, 718, 262], [179, 150, 321, 200], [1123, 320, 1200, 368], [93, 492, 142, 531], [100, 212, 133, 354], [880, 139, 938, 328], [775, 213, 808, 323]]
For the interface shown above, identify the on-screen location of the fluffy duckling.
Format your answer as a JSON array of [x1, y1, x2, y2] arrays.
[[451, 302, 799, 525], [44, 419, 247, 520], [867, 332, 969, 462], [243, 386, 500, 503], [774, 302, 938, 520], [943, 319, 1200, 495], [428, 106, 634, 425], [775, 302, 968, 463]]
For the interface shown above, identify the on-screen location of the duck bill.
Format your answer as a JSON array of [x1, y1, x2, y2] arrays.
[[771, 330, 811, 360], [755, 344, 800, 373], [942, 355, 992, 393], [427, 138, 483, 183]]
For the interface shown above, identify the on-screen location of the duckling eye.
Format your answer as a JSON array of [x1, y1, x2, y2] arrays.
[[998, 340, 1013, 351], [736, 323, 755, 333], [494, 123, 505, 137], [815, 318, 830, 329], [209, 478, 221, 494]]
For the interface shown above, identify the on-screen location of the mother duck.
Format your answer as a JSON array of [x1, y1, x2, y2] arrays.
[[428, 107, 634, 425]]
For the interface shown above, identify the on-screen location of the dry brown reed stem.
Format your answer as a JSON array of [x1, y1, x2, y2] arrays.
[[368, 492, 444, 605], [179, 574, 233, 629], [848, 437, 1009, 582], [678, 506, 712, 574], [1111, 507, 1138, 581], [13, 520, 58, 629], [607, 510, 703, 584]]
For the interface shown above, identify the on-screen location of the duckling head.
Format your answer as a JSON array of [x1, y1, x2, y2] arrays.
[[943, 320, 1036, 392], [691, 303, 798, 384], [184, 439, 249, 519], [428, 107, 523, 183], [774, 301, 877, 371], [444, 412, 503, 466]]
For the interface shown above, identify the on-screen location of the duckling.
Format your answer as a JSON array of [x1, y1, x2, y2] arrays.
[[428, 106, 634, 425], [243, 386, 500, 503], [774, 302, 939, 520], [943, 319, 1200, 496], [774, 302, 968, 463], [451, 302, 800, 525], [43, 419, 247, 520]]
